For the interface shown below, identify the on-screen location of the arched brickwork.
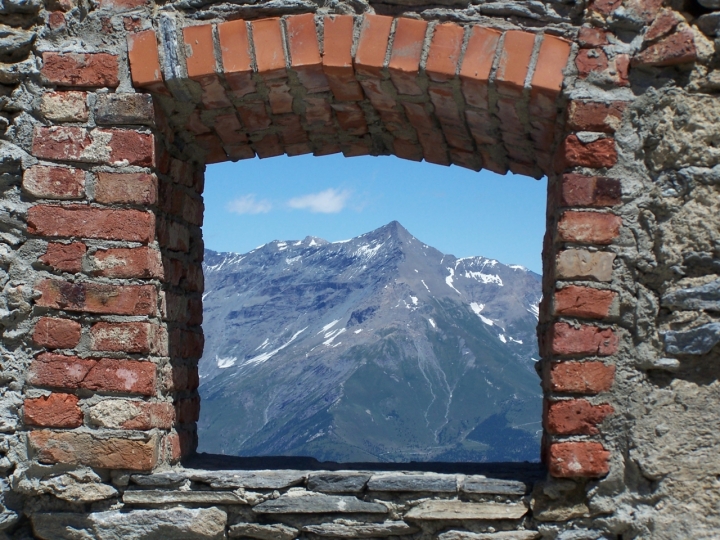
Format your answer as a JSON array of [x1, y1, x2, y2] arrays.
[[1, 0, 720, 536]]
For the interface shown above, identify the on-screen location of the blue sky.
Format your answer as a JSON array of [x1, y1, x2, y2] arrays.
[[202, 155, 547, 273]]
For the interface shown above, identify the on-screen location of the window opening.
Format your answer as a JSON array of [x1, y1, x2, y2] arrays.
[[198, 154, 546, 463]]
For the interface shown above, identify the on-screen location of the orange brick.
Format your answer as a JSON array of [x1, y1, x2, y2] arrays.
[[183, 24, 216, 79], [251, 18, 286, 78], [217, 19, 256, 97], [322, 15, 363, 101], [460, 26, 501, 109], [33, 317, 81, 349], [530, 34, 571, 119], [127, 30, 167, 93], [546, 361, 615, 394], [554, 285, 616, 319], [355, 14, 392, 77], [495, 30, 536, 97], [388, 17, 427, 95], [286, 13, 328, 93], [24, 393, 82, 428], [426, 22, 464, 82], [547, 441, 610, 478]]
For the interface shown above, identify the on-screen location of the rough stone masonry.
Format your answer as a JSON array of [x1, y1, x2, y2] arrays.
[[0, 0, 719, 536]]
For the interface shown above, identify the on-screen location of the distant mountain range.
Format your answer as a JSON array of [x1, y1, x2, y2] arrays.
[[198, 221, 543, 462]]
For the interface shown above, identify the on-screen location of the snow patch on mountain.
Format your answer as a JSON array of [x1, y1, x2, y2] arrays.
[[470, 302, 495, 326], [446, 268, 461, 295], [244, 327, 307, 367]]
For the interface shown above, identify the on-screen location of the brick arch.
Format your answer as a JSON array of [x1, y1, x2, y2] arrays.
[[126, 14, 574, 176]]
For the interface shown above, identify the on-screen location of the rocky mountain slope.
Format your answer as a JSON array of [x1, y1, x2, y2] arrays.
[[198, 222, 543, 462]]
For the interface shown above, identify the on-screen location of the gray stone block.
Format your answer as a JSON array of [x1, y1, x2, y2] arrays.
[[438, 532, 540, 540], [253, 491, 388, 514], [405, 500, 527, 521], [367, 473, 457, 492], [664, 322, 720, 355], [131, 472, 187, 488], [190, 469, 308, 489], [31, 507, 227, 540], [303, 520, 419, 537], [307, 472, 371, 493], [123, 490, 247, 505], [229, 522, 298, 539], [461, 476, 527, 495], [662, 279, 720, 311]]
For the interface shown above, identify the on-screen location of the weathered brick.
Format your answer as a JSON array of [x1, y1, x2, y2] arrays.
[[546, 322, 618, 357], [41, 52, 119, 88], [644, 10, 682, 43], [28, 353, 95, 388], [24, 393, 82, 428], [632, 29, 697, 67], [32, 127, 155, 167], [165, 430, 194, 463], [163, 363, 200, 392], [23, 165, 85, 200], [559, 135, 617, 169], [557, 211, 621, 245], [39, 242, 86, 273], [29, 431, 158, 471], [183, 24, 231, 109], [82, 358, 156, 395], [95, 93, 155, 125], [127, 30, 167, 93], [95, 172, 157, 205], [577, 27, 608, 48], [170, 329, 204, 360], [175, 396, 200, 424], [567, 101, 627, 133], [575, 48, 608, 77], [561, 174, 621, 207], [90, 246, 163, 279], [545, 398, 614, 435], [286, 13, 328, 93], [39, 91, 88, 122], [554, 286, 616, 319], [87, 399, 174, 430], [388, 17, 427, 96], [588, 0, 621, 15], [97, 0, 148, 9], [547, 441, 610, 478], [546, 361, 615, 394], [90, 321, 167, 355], [35, 280, 157, 316], [33, 317, 81, 349], [355, 14, 393, 77], [556, 249, 615, 282], [28, 205, 155, 243]]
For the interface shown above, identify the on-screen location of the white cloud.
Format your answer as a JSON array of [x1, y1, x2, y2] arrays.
[[287, 188, 351, 214], [227, 195, 272, 215]]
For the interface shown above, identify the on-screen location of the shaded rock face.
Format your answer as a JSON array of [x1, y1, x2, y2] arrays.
[[199, 221, 543, 462]]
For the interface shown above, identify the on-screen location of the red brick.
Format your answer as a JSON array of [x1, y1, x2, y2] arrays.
[[251, 18, 286, 78], [426, 22, 464, 82], [175, 396, 200, 424], [557, 211, 621, 245], [33, 317, 81, 349], [625, 0, 663, 25], [254, 133, 284, 159], [561, 174, 621, 207], [28, 353, 95, 388], [460, 26, 501, 109], [235, 102, 271, 132], [559, 135, 617, 169], [393, 139, 424, 162], [286, 13, 328, 93], [164, 364, 200, 392], [217, 19, 256, 97], [22, 165, 85, 200], [28, 205, 155, 243], [183, 24, 231, 110], [123, 402, 174, 430], [266, 79, 294, 114], [39, 242, 86, 273], [322, 15, 363, 101], [632, 29, 697, 68], [547, 361, 615, 394], [547, 322, 618, 357], [98, 0, 148, 9], [331, 103, 368, 136], [91, 322, 167, 355], [81, 358, 156, 395], [24, 393, 82, 428], [495, 30, 536, 97], [41, 52, 119, 88], [40, 91, 88, 122], [48, 11, 66, 30], [95, 172, 157, 205], [213, 113, 247, 145], [645, 10, 682, 43], [545, 398, 613, 435], [355, 14, 393, 77], [588, 0, 621, 16], [575, 48, 608, 78], [35, 280, 157, 316], [554, 286, 616, 319], [91, 247, 163, 279], [32, 126, 154, 167], [567, 101, 627, 133], [389, 17, 428, 96], [547, 441, 610, 478], [170, 329, 204, 360], [530, 34, 571, 109], [196, 133, 228, 164], [29, 430, 158, 471], [165, 430, 194, 463], [577, 27, 607, 48]]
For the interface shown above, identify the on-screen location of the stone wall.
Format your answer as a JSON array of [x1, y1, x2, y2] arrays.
[[0, 0, 719, 537]]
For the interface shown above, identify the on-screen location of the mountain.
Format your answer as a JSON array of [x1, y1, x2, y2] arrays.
[[197, 221, 543, 463]]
